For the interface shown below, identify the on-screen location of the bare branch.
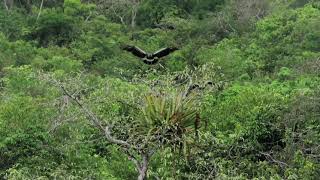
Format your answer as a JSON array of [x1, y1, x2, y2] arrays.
[[3, 0, 8, 11], [46, 77, 136, 149], [259, 151, 288, 168], [36, 0, 44, 21], [104, 126, 131, 147], [111, 5, 126, 25]]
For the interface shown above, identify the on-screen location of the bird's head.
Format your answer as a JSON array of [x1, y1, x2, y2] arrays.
[[170, 47, 179, 51], [146, 54, 154, 59], [121, 44, 133, 50]]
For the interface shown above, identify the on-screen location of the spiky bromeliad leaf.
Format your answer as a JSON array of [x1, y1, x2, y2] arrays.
[[135, 92, 199, 149]]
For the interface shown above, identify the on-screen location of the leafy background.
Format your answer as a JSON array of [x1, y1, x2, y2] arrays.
[[0, 0, 319, 179]]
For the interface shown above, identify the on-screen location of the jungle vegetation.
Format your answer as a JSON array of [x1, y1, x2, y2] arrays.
[[0, 0, 319, 179]]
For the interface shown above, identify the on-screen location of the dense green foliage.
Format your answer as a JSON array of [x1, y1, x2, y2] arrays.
[[0, 0, 319, 179]]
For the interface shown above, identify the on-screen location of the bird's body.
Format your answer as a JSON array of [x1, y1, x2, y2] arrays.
[[122, 45, 178, 65]]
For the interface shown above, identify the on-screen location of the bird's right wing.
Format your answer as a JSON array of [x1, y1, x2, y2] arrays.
[[122, 45, 147, 58]]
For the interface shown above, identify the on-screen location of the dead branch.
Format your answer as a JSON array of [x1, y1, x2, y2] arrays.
[[36, 0, 44, 21], [3, 0, 8, 11], [259, 151, 288, 168]]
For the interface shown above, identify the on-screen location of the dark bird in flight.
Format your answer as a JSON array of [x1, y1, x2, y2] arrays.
[[122, 45, 179, 65]]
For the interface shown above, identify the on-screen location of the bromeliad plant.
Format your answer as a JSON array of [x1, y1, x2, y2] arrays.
[[133, 91, 201, 152]]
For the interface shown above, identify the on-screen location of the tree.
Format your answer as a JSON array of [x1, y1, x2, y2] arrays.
[[87, 0, 142, 28], [2, 0, 13, 10], [38, 62, 217, 179]]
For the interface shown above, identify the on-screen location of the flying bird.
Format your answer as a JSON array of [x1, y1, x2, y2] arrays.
[[122, 45, 178, 65]]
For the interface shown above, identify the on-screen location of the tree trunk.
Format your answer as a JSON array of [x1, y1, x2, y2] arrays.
[[3, 0, 7, 10], [36, 0, 44, 21], [137, 154, 149, 180], [130, 0, 140, 28], [131, 6, 137, 28], [3, 0, 13, 10]]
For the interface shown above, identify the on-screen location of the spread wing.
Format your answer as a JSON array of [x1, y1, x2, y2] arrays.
[[122, 45, 147, 58], [151, 47, 178, 59]]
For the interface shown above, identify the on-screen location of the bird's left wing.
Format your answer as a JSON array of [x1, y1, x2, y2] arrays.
[[122, 45, 147, 58], [151, 47, 178, 59]]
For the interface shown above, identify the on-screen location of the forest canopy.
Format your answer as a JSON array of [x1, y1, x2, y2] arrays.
[[0, 0, 319, 179]]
